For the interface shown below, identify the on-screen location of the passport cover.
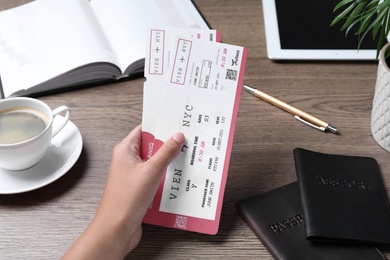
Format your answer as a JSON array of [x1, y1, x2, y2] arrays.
[[235, 182, 385, 260], [294, 148, 390, 244]]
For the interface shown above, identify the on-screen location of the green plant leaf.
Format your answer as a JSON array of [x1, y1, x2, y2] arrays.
[[333, 0, 355, 12], [331, 2, 357, 27], [331, 0, 389, 56]]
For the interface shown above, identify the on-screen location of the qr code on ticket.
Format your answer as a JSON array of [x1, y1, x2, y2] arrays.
[[174, 215, 188, 229], [225, 69, 238, 81]]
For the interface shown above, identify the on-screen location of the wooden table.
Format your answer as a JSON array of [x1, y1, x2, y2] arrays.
[[1, 0, 390, 259]]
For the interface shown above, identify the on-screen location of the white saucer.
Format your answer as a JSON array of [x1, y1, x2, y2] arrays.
[[0, 116, 83, 194]]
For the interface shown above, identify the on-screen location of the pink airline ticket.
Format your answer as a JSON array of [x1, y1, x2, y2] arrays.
[[141, 28, 220, 161], [142, 34, 247, 235]]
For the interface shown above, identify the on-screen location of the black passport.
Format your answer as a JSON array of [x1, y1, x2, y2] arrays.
[[235, 182, 385, 260], [294, 148, 390, 245]]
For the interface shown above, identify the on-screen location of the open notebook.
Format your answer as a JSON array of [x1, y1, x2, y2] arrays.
[[0, 0, 209, 98]]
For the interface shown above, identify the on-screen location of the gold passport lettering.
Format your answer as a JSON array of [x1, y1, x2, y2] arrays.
[[310, 175, 373, 190], [269, 214, 304, 234]]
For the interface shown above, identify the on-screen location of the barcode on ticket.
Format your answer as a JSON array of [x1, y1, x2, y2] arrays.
[[225, 69, 238, 81]]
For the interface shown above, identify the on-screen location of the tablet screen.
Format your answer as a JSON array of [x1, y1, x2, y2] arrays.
[[263, 0, 387, 60]]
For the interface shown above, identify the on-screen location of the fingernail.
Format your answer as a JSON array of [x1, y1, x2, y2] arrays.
[[172, 132, 185, 144]]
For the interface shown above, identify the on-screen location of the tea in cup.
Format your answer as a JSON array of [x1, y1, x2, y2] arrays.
[[0, 97, 70, 170]]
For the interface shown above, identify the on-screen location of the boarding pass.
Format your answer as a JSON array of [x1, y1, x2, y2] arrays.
[[142, 29, 247, 234]]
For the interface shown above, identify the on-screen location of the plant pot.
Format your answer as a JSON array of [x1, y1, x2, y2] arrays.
[[371, 42, 390, 152]]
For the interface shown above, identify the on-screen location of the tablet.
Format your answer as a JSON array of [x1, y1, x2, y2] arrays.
[[262, 0, 386, 60]]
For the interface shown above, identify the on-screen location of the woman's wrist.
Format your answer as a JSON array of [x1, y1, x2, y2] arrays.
[[90, 204, 141, 259], [63, 209, 138, 259]]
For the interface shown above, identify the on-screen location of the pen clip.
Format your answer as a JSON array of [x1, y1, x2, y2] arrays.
[[294, 116, 326, 132]]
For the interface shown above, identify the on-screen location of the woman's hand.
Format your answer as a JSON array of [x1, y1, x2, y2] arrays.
[[63, 125, 185, 260]]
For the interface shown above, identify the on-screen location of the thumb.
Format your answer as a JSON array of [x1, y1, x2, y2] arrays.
[[147, 132, 185, 173]]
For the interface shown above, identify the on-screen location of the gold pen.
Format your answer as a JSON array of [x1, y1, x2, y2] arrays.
[[244, 85, 338, 134]]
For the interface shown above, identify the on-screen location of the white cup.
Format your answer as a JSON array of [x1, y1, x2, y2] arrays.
[[0, 97, 71, 171]]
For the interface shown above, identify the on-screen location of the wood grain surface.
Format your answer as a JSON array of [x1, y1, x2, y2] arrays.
[[0, 0, 389, 259]]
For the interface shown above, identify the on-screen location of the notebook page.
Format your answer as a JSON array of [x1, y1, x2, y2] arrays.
[[0, 0, 118, 97], [90, 0, 209, 74]]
